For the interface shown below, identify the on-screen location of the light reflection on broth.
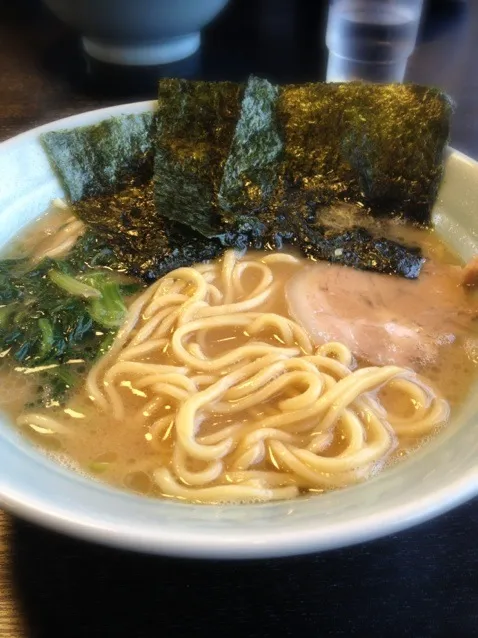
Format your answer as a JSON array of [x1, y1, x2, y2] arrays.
[[0, 207, 477, 502]]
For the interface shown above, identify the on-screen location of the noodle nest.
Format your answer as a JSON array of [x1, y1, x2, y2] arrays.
[[19, 250, 449, 503]]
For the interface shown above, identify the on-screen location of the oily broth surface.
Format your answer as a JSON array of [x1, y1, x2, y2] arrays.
[[0, 209, 477, 499]]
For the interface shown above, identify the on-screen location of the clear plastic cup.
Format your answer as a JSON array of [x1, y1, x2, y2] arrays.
[[326, 0, 424, 83]]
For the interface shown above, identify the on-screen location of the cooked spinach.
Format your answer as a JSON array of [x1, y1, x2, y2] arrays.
[[0, 249, 140, 405]]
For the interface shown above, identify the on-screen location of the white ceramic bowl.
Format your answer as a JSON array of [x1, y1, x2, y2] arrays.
[[0, 102, 477, 559], [42, 0, 231, 66]]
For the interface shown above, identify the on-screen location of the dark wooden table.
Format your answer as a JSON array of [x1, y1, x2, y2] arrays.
[[0, 1, 477, 636]]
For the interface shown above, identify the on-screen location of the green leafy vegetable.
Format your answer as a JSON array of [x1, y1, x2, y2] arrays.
[[65, 229, 127, 272], [48, 270, 102, 299], [80, 272, 127, 328], [0, 248, 138, 406]]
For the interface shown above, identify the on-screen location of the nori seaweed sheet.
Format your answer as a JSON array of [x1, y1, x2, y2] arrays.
[[41, 111, 156, 202], [233, 199, 424, 278], [42, 109, 224, 282], [219, 76, 282, 218], [219, 79, 451, 225], [74, 182, 223, 283], [275, 81, 452, 224], [154, 78, 243, 237], [41, 78, 451, 283], [212, 77, 452, 277], [285, 214, 424, 278]]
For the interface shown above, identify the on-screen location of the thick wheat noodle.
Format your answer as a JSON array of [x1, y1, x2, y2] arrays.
[[86, 292, 153, 408], [102, 363, 187, 420], [381, 377, 450, 436], [193, 286, 273, 318], [187, 343, 208, 361], [171, 316, 300, 371], [135, 396, 166, 424], [144, 290, 190, 322], [152, 308, 183, 338], [196, 328, 212, 357], [317, 342, 355, 367], [291, 413, 392, 474], [129, 303, 185, 347], [110, 372, 190, 421], [268, 440, 371, 488], [261, 253, 301, 265], [306, 431, 335, 453], [177, 300, 209, 327], [153, 467, 299, 502], [248, 314, 314, 353], [232, 366, 404, 434], [135, 373, 196, 392], [144, 270, 206, 318], [230, 429, 299, 469], [230, 443, 265, 471], [198, 423, 243, 444], [172, 446, 224, 485], [207, 284, 223, 304], [211, 371, 323, 415], [149, 416, 175, 449], [221, 249, 238, 304], [21, 249, 449, 504], [232, 260, 274, 299], [149, 383, 190, 404], [225, 471, 299, 487], [390, 399, 450, 436], [119, 339, 168, 362], [224, 356, 319, 401]]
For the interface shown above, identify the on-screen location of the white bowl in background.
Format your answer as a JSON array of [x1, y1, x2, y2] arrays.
[[0, 101, 477, 559], [42, 0, 231, 66]]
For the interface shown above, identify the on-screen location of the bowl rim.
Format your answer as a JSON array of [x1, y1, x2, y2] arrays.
[[0, 101, 477, 559]]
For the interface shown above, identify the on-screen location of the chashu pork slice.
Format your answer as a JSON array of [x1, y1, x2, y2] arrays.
[[286, 260, 478, 368]]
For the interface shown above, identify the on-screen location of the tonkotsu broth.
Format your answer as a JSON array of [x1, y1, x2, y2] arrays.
[[1, 207, 477, 502]]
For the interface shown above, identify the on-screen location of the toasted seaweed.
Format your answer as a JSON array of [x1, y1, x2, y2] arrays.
[[73, 182, 223, 283], [276, 81, 452, 224], [41, 106, 224, 282], [219, 76, 282, 218], [154, 79, 243, 237], [211, 78, 449, 277], [217, 79, 451, 225], [227, 202, 424, 279], [291, 219, 424, 278], [41, 78, 450, 284], [340, 84, 452, 222], [41, 111, 156, 202]]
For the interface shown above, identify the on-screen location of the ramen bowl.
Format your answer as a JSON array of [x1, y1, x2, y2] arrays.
[[0, 102, 477, 559]]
